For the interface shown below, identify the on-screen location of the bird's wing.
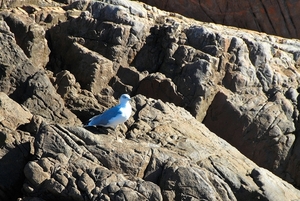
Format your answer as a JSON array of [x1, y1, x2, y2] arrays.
[[88, 106, 122, 126]]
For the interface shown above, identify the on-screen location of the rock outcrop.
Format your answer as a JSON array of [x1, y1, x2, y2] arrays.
[[139, 0, 300, 39], [21, 95, 300, 201], [1, 0, 300, 200]]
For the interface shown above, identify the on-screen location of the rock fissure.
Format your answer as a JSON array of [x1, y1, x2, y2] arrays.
[[1, 0, 300, 200]]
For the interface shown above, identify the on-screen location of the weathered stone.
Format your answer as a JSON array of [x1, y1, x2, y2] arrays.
[[24, 161, 50, 187], [0, 18, 38, 99], [0, 129, 34, 201], [20, 94, 300, 201], [136, 72, 184, 106], [0, 0, 61, 9], [2, 8, 50, 69], [22, 122, 163, 200], [0, 17, 79, 126], [160, 164, 236, 201], [53, 70, 103, 121], [47, 26, 115, 94], [77, 172, 95, 193], [251, 167, 300, 201], [203, 87, 297, 180], [2, 0, 300, 200], [0, 92, 32, 130], [139, 0, 300, 39], [23, 6, 68, 28], [21, 70, 81, 125]]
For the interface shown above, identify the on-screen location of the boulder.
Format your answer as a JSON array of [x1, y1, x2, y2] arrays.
[[0, 94, 34, 200], [53, 70, 104, 121], [1, 7, 50, 69], [0, 0, 61, 9], [20, 95, 300, 201], [22, 123, 163, 201], [21, 70, 81, 125], [136, 72, 184, 106], [0, 92, 32, 130], [47, 17, 115, 94], [0, 16, 80, 125], [1, 0, 300, 200], [11, 0, 300, 188], [139, 0, 300, 39], [0, 17, 38, 98], [0, 129, 34, 201]]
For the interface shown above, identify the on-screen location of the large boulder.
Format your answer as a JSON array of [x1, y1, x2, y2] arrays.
[[0, 92, 32, 130], [11, 0, 300, 187], [139, 0, 300, 39], [0, 93, 34, 200], [0, 14, 80, 125], [1, 8, 50, 69], [21, 95, 300, 201], [0, 17, 38, 98], [1, 0, 300, 200]]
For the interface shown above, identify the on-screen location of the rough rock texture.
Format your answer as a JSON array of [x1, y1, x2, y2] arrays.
[[21, 95, 300, 201], [1, 7, 50, 69], [0, 12, 80, 125], [0, 93, 35, 200], [139, 0, 300, 39], [1, 0, 300, 200]]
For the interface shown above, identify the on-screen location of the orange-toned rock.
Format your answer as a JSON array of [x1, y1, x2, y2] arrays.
[[140, 0, 300, 39]]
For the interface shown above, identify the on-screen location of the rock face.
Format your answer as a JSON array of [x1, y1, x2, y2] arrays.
[[139, 0, 300, 39], [1, 0, 300, 200], [21, 95, 300, 201]]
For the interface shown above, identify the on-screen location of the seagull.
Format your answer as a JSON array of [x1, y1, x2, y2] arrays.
[[86, 94, 132, 129]]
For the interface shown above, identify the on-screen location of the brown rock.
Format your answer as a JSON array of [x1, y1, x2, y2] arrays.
[[203, 87, 297, 179], [0, 128, 34, 201], [21, 95, 300, 201], [1, 0, 300, 200], [0, 92, 32, 130], [23, 123, 163, 200], [47, 25, 115, 94], [0, 17, 79, 125], [1, 8, 50, 68], [0, 18, 38, 98], [136, 72, 184, 106], [139, 0, 300, 39], [24, 161, 50, 187], [22, 70, 81, 125], [24, 6, 69, 28], [53, 70, 104, 121], [0, 0, 61, 9]]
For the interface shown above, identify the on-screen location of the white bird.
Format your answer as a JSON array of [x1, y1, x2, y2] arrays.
[[87, 94, 132, 129]]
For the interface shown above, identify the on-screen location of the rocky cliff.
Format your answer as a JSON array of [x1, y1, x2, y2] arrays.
[[1, 0, 300, 200], [139, 0, 300, 39]]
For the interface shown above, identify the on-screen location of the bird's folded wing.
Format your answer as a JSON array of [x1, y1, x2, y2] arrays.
[[88, 106, 122, 126]]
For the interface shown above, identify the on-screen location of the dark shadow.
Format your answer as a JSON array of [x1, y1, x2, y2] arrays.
[[83, 126, 110, 135], [0, 142, 32, 201]]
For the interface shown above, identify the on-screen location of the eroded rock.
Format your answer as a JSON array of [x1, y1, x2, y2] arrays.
[[20, 95, 300, 201], [139, 0, 300, 39], [1, 7, 50, 69], [1, 0, 300, 200], [0, 92, 32, 130]]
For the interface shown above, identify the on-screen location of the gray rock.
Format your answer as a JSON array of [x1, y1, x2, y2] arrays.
[[0, 92, 32, 130], [0, 19, 38, 99], [0, 129, 34, 201], [1, 0, 300, 200], [2, 8, 50, 69], [24, 161, 50, 186], [138, 0, 300, 39], [22, 70, 81, 125], [20, 94, 300, 201]]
